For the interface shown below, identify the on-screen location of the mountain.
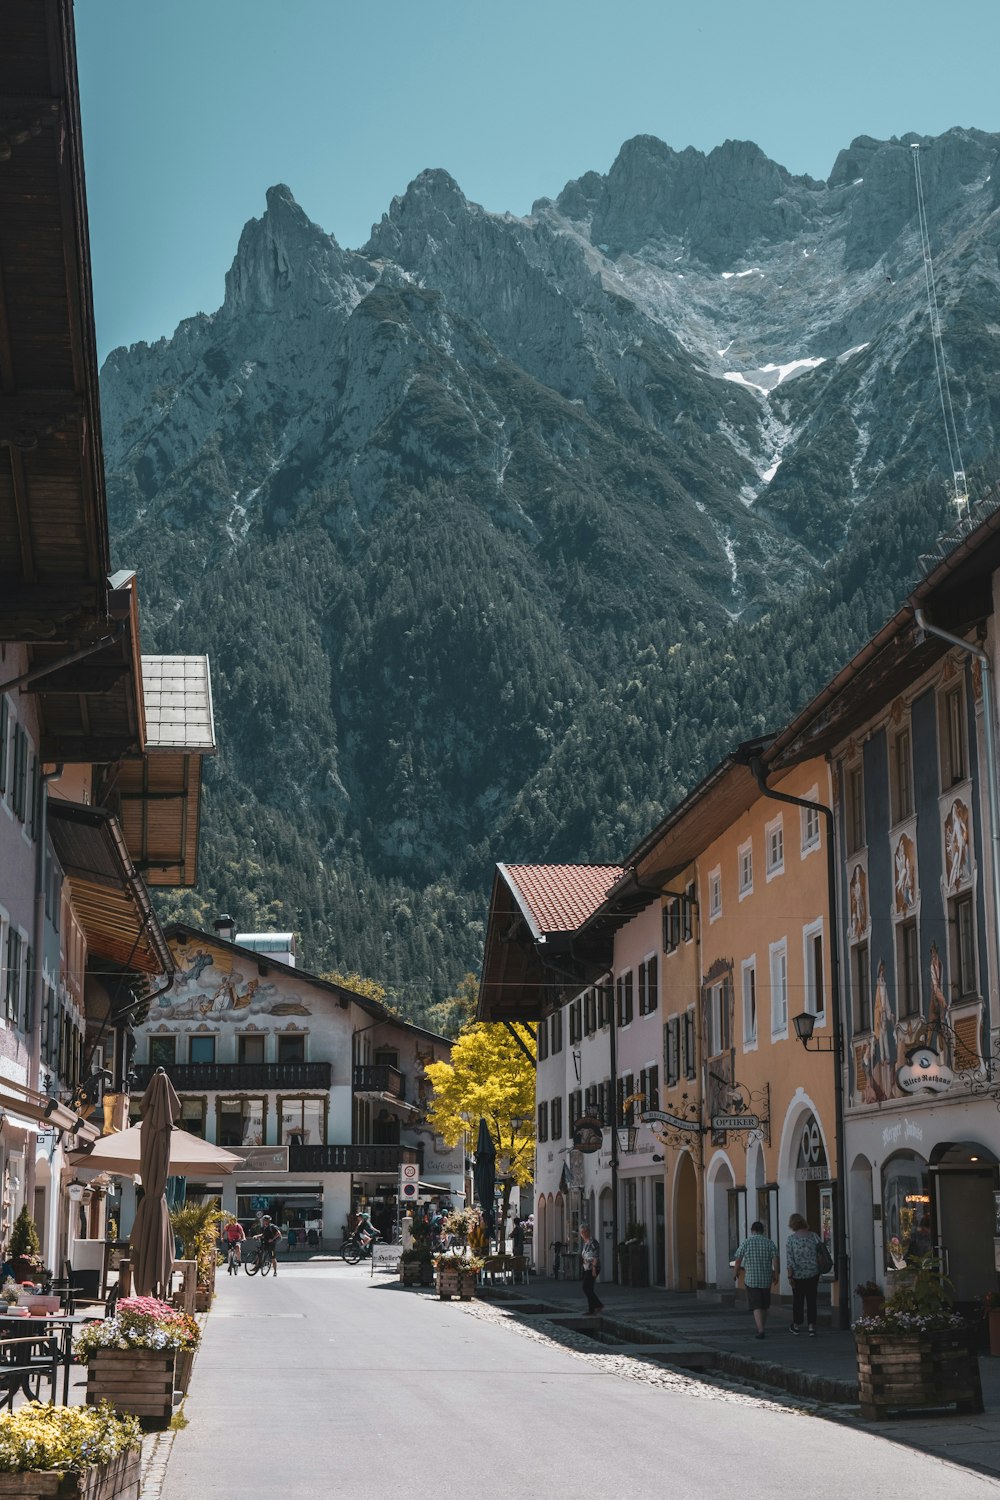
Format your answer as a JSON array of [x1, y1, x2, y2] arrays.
[[99, 127, 1000, 1018]]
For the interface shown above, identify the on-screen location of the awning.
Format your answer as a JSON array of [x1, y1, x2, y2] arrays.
[[47, 800, 173, 976]]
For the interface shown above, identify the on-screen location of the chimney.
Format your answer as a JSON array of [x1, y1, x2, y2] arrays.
[[213, 913, 236, 944]]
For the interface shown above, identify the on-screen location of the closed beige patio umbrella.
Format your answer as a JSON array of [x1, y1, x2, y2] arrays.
[[129, 1068, 181, 1297]]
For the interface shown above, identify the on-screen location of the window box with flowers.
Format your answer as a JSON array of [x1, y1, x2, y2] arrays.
[[434, 1252, 482, 1301], [854, 1259, 982, 1420], [0, 1401, 141, 1498], [74, 1298, 200, 1426]]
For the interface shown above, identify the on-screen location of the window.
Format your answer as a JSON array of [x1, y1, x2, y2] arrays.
[[897, 920, 920, 1016], [706, 979, 731, 1056], [218, 1097, 264, 1147], [741, 958, 757, 1048], [537, 1101, 548, 1142], [708, 868, 722, 921], [550, 1008, 563, 1053], [892, 727, 914, 824], [663, 897, 682, 953], [683, 1007, 697, 1079], [803, 921, 824, 1017], [569, 997, 582, 1044], [765, 815, 784, 879], [665, 1018, 680, 1084], [10, 724, 27, 823], [538, 1018, 549, 1061], [568, 1090, 582, 1129], [280, 1097, 325, 1145], [583, 988, 596, 1036], [0, 696, 7, 796], [643, 1065, 659, 1110], [584, 1084, 598, 1117], [189, 1034, 216, 1064], [941, 682, 967, 788], [598, 982, 613, 1027], [738, 840, 753, 898], [617, 1073, 635, 1126], [149, 1035, 176, 1067], [616, 971, 634, 1027], [598, 1080, 612, 1126], [852, 943, 872, 1032], [550, 1097, 563, 1140], [238, 1033, 265, 1065], [801, 794, 821, 854], [179, 1098, 206, 1138], [769, 940, 788, 1038], [952, 893, 977, 998], [277, 1033, 305, 1063], [847, 763, 865, 854], [683, 882, 696, 942], [639, 955, 658, 1015], [4, 928, 24, 1025]]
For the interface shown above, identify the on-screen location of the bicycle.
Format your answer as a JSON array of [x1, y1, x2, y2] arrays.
[[244, 1239, 276, 1277], [339, 1227, 382, 1265], [225, 1242, 242, 1276]]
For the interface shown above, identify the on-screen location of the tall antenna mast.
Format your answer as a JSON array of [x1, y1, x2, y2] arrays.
[[910, 144, 969, 516]]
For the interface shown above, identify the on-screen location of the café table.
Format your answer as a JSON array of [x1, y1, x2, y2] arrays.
[[0, 1310, 104, 1406]]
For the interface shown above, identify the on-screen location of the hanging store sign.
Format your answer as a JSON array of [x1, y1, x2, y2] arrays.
[[641, 1110, 704, 1134], [572, 1115, 603, 1153], [711, 1114, 760, 1132], [896, 1044, 954, 1096]]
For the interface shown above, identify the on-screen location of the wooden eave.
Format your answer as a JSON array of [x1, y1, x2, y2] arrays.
[[114, 749, 205, 887], [48, 799, 172, 977], [0, 0, 111, 642]]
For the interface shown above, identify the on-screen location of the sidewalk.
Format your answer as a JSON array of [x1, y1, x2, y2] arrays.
[[489, 1273, 1000, 1480]]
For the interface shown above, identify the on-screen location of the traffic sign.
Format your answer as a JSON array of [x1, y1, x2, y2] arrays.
[[399, 1161, 419, 1202]]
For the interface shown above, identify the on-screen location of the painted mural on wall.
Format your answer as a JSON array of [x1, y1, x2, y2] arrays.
[[854, 941, 952, 1104], [892, 832, 917, 915], [944, 797, 972, 893], [153, 937, 312, 1020], [848, 865, 869, 943]]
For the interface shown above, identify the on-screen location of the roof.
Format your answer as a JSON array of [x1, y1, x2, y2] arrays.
[[141, 656, 216, 751], [47, 799, 173, 976], [0, 0, 112, 642], [499, 863, 624, 940]]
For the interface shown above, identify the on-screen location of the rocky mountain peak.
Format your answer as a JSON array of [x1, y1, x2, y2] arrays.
[[222, 182, 358, 317]]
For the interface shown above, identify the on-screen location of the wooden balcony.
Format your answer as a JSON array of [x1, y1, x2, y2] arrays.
[[352, 1064, 404, 1100], [132, 1061, 332, 1092], [288, 1143, 421, 1174]]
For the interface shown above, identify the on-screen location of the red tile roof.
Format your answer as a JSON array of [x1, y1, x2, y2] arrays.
[[500, 863, 625, 938]]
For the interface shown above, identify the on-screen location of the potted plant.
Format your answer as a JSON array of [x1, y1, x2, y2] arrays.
[[854, 1254, 982, 1420], [434, 1251, 482, 1301], [0, 1401, 141, 1499], [399, 1244, 433, 1288], [984, 1290, 1000, 1356], [617, 1221, 648, 1288], [7, 1209, 43, 1286], [170, 1202, 224, 1312], [854, 1279, 885, 1319], [75, 1295, 200, 1424]]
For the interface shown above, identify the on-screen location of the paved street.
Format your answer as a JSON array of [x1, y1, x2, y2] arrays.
[[161, 1264, 998, 1499]]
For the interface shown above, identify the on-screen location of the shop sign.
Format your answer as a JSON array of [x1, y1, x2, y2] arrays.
[[795, 1166, 828, 1182], [231, 1146, 289, 1173], [641, 1109, 704, 1133], [371, 1244, 403, 1274], [572, 1115, 603, 1153], [711, 1114, 760, 1132], [896, 1044, 954, 1096]]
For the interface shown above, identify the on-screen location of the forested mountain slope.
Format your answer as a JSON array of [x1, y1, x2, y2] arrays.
[[100, 127, 1000, 1017]]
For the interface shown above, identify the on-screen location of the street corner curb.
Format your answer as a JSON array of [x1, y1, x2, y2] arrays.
[[712, 1349, 857, 1404]]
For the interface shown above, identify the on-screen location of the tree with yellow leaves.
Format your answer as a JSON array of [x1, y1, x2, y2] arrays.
[[424, 1022, 535, 1241]]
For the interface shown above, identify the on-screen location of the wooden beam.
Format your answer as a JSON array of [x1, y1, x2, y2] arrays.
[[7, 447, 35, 582]]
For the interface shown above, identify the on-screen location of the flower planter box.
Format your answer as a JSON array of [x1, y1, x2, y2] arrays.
[[860, 1295, 885, 1319], [0, 1447, 142, 1499], [856, 1326, 983, 1420], [400, 1262, 431, 1287], [86, 1349, 176, 1430], [193, 1287, 212, 1313], [436, 1266, 476, 1301], [174, 1348, 194, 1395]]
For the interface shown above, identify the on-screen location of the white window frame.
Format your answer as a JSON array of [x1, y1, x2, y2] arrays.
[[769, 938, 788, 1040], [707, 979, 729, 1057], [802, 917, 825, 1021], [738, 839, 753, 900], [800, 787, 821, 856], [741, 956, 757, 1051], [764, 814, 784, 881], [708, 866, 722, 923]]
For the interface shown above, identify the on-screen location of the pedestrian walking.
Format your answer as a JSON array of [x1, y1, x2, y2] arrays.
[[579, 1224, 603, 1315], [511, 1216, 525, 1256], [733, 1221, 779, 1338], [786, 1212, 822, 1335]]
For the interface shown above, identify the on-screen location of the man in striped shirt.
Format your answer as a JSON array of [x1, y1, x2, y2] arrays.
[[733, 1221, 780, 1339]]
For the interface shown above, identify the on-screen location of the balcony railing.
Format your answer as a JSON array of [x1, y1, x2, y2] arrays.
[[352, 1064, 404, 1100], [288, 1143, 421, 1175], [132, 1061, 333, 1092]]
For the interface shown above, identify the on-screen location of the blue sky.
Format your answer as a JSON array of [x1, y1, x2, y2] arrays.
[[76, 0, 1000, 359]]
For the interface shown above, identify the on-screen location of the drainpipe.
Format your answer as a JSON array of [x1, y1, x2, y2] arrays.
[[607, 970, 620, 1285], [742, 749, 851, 1332], [913, 609, 1000, 1019], [25, 764, 64, 1214]]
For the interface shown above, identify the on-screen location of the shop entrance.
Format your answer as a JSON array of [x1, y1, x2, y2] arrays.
[[932, 1144, 998, 1302]]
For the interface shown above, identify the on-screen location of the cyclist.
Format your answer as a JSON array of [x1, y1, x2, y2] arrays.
[[255, 1215, 282, 1275], [224, 1218, 246, 1274]]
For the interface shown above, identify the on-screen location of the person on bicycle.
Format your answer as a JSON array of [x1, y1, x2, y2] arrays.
[[224, 1218, 245, 1273], [256, 1215, 282, 1275]]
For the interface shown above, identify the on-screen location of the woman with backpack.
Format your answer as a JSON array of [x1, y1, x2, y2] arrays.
[[786, 1212, 827, 1336]]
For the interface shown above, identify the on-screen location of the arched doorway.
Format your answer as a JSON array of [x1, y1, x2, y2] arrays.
[[536, 1195, 548, 1274], [849, 1153, 876, 1298], [674, 1151, 698, 1291], [930, 1141, 999, 1303], [706, 1153, 735, 1288]]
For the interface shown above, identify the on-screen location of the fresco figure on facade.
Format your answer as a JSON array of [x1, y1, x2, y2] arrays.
[[869, 959, 902, 1101], [893, 834, 916, 915], [944, 799, 971, 892], [849, 865, 868, 942], [924, 941, 952, 1066], [155, 941, 312, 1019]]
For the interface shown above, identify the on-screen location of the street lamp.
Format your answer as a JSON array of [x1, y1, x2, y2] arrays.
[[615, 1124, 638, 1155]]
